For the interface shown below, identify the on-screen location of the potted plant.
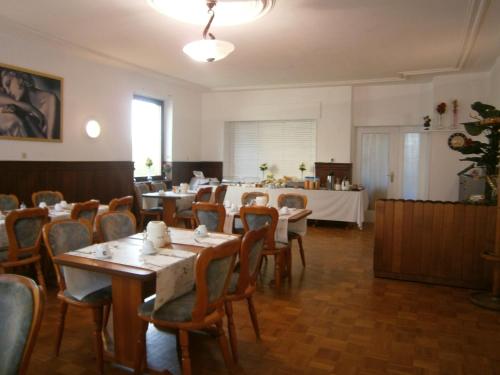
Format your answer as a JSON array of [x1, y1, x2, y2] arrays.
[[259, 163, 268, 180], [299, 162, 307, 179], [145, 157, 153, 180]]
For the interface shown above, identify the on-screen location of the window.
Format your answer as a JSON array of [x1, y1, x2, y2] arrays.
[[131, 96, 164, 178], [225, 120, 316, 178]]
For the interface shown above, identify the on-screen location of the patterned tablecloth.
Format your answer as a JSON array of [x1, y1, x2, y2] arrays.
[[0, 204, 108, 249]]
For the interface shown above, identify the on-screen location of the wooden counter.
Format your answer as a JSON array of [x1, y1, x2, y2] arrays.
[[374, 199, 495, 289]]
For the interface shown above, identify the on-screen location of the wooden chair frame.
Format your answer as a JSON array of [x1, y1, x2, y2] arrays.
[[195, 187, 213, 203], [0, 193, 19, 211], [1, 208, 49, 289], [42, 219, 111, 374], [134, 183, 162, 231], [31, 190, 63, 207], [134, 238, 241, 375], [277, 193, 308, 267], [241, 191, 269, 206], [95, 210, 137, 243], [70, 200, 100, 227], [240, 206, 290, 289], [225, 226, 268, 363], [109, 195, 134, 212], [213, 185, 228, 204], [0, 274, 45, 375], [192, 202, 226, 233]]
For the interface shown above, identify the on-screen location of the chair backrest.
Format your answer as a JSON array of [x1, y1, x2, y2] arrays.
[[32, 190, 63, 207], [109, 195, 133, 212], [213, 185, 228, 204], [42, 219, 93, 291], [5, 208, 49, 262], [195, 187, 213, 203], [240, 206, 278, 249], [277, 193, 307, 209], [0, 194, 19, 211], [190, 238, 240, 322], [95, 211, 136, 242], [133, 183, 150, 210], [241, 191, 269, 206], [192, 202, 225, 232], [232, 226, 267, 295], [151, 181, 167, 192], [70, 200, 100, 227], [0, 274, 45, 375]]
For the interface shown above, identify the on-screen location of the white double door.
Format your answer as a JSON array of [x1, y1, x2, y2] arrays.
[[354, 126, 429, 211]]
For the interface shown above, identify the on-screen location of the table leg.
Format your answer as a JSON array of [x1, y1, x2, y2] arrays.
[[162, 199, 177, 226], [111, 276, 146, 368]]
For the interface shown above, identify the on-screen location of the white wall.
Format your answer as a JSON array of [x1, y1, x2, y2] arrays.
[[201, 86, 352, 170], [489, 57, 500, 107], [0, 21, 203, 162]]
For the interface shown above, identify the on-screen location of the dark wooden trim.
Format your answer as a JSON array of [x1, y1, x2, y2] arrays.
[[0, 160, 134, 207]]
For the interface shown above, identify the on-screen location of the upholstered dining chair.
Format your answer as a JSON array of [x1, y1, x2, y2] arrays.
[[192, 202, 226, 232], [32, 190, 63, 207], [95, 211, 137, 242], [42, 219, 111, 374], [133, 182, 162, 231], [240, 206, 290, 289], [0, 274, 45, 375], [134, 238, 240, 375], [277, 193, 308, 267], [213, 185, 228, 204], [1, 208, 49, 289], [0, 193, 19, 211], [150, 181, 167, 192], [225, 226, 267, 363], [108, 195, 134, 212], [70, 200, 100, 227], [176, 186, 213, 228], [241, 191, 269, 206]]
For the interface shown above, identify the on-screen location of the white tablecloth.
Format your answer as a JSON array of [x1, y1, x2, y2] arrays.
[[0, 204, 109, 249], [224, 186, 368, 229]]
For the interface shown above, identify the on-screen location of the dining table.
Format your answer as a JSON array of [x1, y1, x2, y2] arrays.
[[53, 228, 239, 373], [0, 203, 108, 248], [142, 191, 196, 226]]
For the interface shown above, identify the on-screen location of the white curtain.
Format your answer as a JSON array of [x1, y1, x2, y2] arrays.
[[360, 133, 389, 208]]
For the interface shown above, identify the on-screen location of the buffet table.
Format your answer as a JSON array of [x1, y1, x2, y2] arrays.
[[225, 186, 368, 229]]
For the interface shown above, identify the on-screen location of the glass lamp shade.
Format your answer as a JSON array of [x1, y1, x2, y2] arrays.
[[85, 120, 101, 138], [183, 39, 235, 62]]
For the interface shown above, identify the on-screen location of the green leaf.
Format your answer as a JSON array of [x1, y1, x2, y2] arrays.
[[463, 122, 483, 136]]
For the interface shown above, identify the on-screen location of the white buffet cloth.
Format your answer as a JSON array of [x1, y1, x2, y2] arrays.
[[64, 228, 237, 311], [225, 186, 369, 229], [0, 204, 108, 249], [223, 209, 308, 243]]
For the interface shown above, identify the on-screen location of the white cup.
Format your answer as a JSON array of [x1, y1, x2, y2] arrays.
[[194, 225, 208, 237], [95, 244, 111, 258], [54, 203, 63, 211], [60, 200, 68, 208], [38, 202, 47, 208], [142, 240, 156, 255], [280, 206, 289, 215], [158, 189, 165, 195], [255, 196, 268, 206]]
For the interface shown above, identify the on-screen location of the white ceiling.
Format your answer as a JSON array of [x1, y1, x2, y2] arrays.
[[1, 0, 499, 90]]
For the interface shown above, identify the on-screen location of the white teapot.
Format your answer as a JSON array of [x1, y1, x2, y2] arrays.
[[146, 221, 169, 248]]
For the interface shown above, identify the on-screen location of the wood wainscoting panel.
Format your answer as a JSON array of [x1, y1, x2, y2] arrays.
[[374, 199, 494, 289], [314, 162, 352, 188], [171, 161, 222, 186], [0, 161, 134, 206]]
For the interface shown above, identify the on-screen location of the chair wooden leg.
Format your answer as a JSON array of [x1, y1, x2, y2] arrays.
[[92, 307, 104, 375], [246, 296, 261, 340], [274, 254, 281, 289], [286, 247, 292, 282], [215, 320, 233, 371], [297, 235, 306, 267], [34, 260, 46, 291], [55, 301, 68, 356], [103, 304, 111, 329], [178, 329, 192, 375], [133, 320, 149, 375], [138, 213, 145, 232], [225, 300, 238, 363]]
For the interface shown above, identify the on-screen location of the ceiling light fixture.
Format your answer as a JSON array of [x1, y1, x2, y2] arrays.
[[182, 0, 235, 63], [149, 0, 275, 26]]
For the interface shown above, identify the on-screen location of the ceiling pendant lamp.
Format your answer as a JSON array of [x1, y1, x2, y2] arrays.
[[182, 0, 234, 63]]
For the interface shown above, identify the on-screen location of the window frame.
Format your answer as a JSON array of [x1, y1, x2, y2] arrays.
[[132, 94, 165, 181]]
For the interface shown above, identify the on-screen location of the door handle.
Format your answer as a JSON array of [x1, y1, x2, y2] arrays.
[[387, 172, 394, 183]]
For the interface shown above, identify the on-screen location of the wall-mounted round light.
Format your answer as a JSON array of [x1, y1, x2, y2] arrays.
[[86, 120, 101, 138]]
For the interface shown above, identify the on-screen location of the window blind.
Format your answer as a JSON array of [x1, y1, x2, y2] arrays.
[[225, 120, 316, 178]]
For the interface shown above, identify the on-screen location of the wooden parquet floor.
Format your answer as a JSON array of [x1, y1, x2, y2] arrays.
[[28, 225, 500, 375]]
